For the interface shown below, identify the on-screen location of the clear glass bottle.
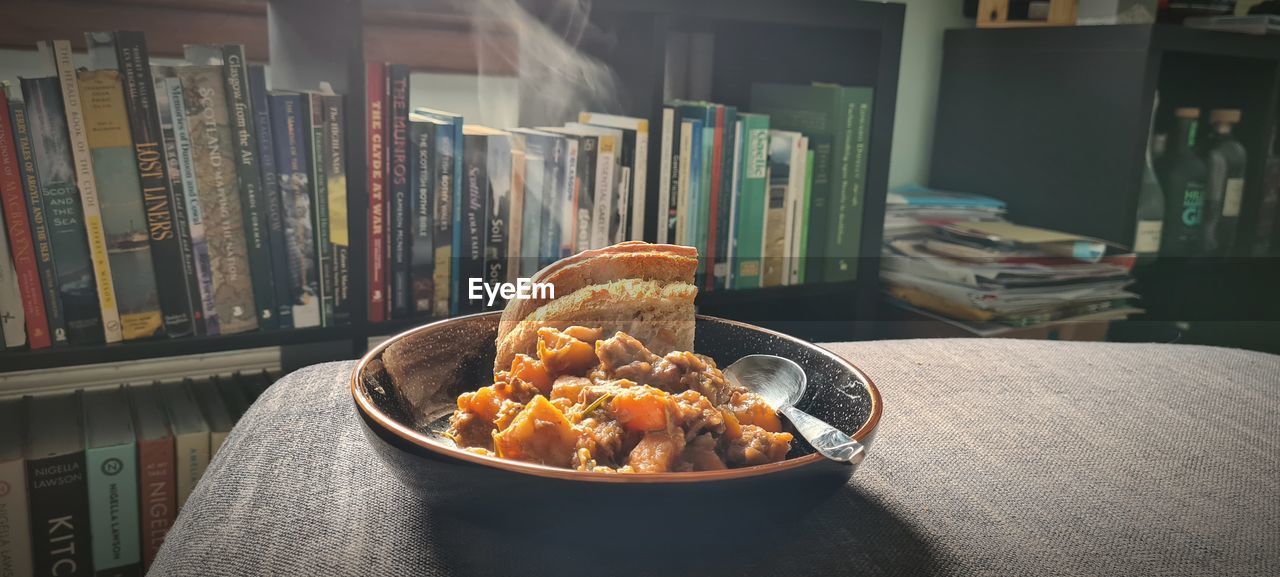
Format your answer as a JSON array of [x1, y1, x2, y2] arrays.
[[1157, 107, 1208, 257], [1203, 109, 1246, 256]]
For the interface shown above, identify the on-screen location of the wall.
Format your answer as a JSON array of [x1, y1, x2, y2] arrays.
[[888, 0, 970, 189]]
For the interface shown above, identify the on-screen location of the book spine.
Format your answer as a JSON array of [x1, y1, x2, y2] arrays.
[[116, 31, 196, 338], [715, 106, 736, 290], [591, 136, 614, 249], [173, 432, 209, 509], [221, 45, 277, 330], [86, 442, 141, 575], [658, 108, 675, 245], [307, 94, 332, 325], [726, 119, 743, 289], [449, 119, 464, 315], [799, 148, 814, 285], [431, 125, 453, 316], [248, 65, 294, 329], [0, 458, 34, 577], [136, 436, 175, 571], [53, 40, 123, 343], [322, 94, 349, 325], [558, 136, 578, 258], [365, 62, 387, 322], [633, 122, 649, 242], [11, 100, 68, 344], [574, 136, 596, 254], [505, 145, 524, 284], [161, 74, 218, 335], [27, 452, 92, 577], [0, 205, 23, 347], [0, 96, 51, 348], [697, 125, 713, 281], [539, 137, 561, 268], [704, 105, 725, 291], [408, 120, 434, 314], [733, 116, 768, 289], [177, 66, 257, 334], [675, 120, 693, 246], [21, 76, 106, 345], [519, 139, 544, 276], [484, 134, 510, 305], [459, 133, 487, 314], [269, 93, 318, 328], [824, 89, 873, 282], [610, 133, 630, 245], [386, 65, 410, 318], [79, 69, 165, 341]]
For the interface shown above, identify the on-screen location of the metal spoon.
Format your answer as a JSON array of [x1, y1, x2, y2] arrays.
[[724, 354, 866, 464]]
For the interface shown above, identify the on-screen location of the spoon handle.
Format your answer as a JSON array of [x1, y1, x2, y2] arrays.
[[781, 405, 866, 464]]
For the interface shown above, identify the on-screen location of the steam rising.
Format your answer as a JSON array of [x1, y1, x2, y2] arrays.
[[465, 0, 622, 127]]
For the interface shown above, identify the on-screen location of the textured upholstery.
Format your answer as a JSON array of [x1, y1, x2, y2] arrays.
[[150, 339, 1280, 576]]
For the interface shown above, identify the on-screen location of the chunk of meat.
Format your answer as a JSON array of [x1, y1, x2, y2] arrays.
[[537, 327, 599, 376], [682, 433, 727, 471], [724, 424, 793, 467], [550, 375, 592, 403], [595, 332, 660, 381], [625, 430, 684, 473], [672, 390, 725, 439], [492, 395, 580, 467]]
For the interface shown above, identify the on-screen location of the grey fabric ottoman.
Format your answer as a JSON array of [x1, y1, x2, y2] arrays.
[[150, 339, 1280, 576]]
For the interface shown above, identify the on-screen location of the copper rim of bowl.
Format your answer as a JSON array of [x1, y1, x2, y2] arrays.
[[351, 312, 883, 484]]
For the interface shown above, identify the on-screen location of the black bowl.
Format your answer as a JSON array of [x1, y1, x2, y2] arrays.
[[351, 312, 882, 528]]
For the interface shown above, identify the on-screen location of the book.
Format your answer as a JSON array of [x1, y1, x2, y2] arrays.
[[413, 108, 463, 314], [483, 132, 513, 306], [186, 45, 279, 331], [563, 123, 620, 250], [386, 65, 410, 318], [125, 383, 175, 572], [657, 107, 676, 244], [509, 130, 545, 277], [427, 115, 455, 316], [675, 118, 695, 246], [459, 126, 502, 313], [538, 129, 580, 259], [407, 115, 437, 314], [319, 92, 349, 325], [0, 92, 50, 349], [365, 62, 387, 322], [541, 127, 596, 256], [714, 105, 738, 290], [697, 121, 714, 286], [79, 68, 166, 341], [154, 69, 218, 335], [83, 386, 141, 576], [0, 398, 33, 577], [506, 141, 525, 283], [305, 93, 332, 326], [156, 381, 210, 509], [24, 392, 92, 577], [797, 148, 814, 284], [188, 378, 234, 455], [763, 130, 801, 287], [21, 76, 105, 345], [751, 82, 873, 283], [578, 112, 649, 242], [177, 66, 258, 334], [248, 64, 294, 330], [732, 113, 769, 289], [10, 98, 68, 345], [213, 374, 250, 420], [47, 39, 124, 343], [112, 31, 197, 338], [268, 91, 320, 328], [539, 134, 564, 269], [726, 119, 743, 289], [0, 213, 23, 348]]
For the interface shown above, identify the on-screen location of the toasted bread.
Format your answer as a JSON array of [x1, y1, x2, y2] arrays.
[[494, 242, 699, 370]]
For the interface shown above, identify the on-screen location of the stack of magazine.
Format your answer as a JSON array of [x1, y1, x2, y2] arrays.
[[881, 185, 1142, 329]]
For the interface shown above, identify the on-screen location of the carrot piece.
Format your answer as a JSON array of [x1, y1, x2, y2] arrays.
[[510, 354, 553, 395], [609, 387, 671, 432]]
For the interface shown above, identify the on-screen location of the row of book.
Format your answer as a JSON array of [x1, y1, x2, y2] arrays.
[[364, 68, 875, 319], [0, 372, 277, 577], [0, 31, 350, 351], [880, 185, 1142, 331]]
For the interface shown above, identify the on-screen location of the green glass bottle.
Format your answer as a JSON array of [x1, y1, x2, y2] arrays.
[[1203, 109, 1246, 256], [1157, 107, 1207, 257]]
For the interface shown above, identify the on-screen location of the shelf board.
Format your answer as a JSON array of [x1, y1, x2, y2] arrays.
[[696, 281, 861, 307]]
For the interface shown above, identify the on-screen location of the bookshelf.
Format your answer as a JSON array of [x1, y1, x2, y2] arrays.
[[0, 0, 904, 374], [929, 24, 1280, 353]]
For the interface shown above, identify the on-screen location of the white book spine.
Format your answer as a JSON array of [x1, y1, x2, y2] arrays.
[[591, 138, 615, 249], [787, 137, 808, 285], [560, 138, 578, 257], [676, 121, 693, 246], [0, 458, 33, 577], [726, 120, 743, 289], [656, 109, 674, 244], [631, 124, 647, 241], [615, 167, 630, 244], [54, 40, 122, 342]]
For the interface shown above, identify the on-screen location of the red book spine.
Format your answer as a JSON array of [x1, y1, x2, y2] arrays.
[[138, 435, 176, 570], [0, 96, 50, 348], [704, 105, 726, 291], [367, 62, 387, 322]]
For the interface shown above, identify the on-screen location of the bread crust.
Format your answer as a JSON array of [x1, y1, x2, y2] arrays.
[[494, 242, 699, 370]]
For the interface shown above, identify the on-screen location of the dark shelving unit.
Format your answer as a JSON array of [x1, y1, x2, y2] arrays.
[[929, 24, 1280, 353], [0, 0, 903, 374]]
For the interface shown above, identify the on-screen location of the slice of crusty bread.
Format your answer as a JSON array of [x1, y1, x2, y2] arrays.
[[493, 242, 699, 370], [495, 278, 697, 370]]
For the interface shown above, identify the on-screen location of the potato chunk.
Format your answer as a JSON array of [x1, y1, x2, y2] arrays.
[[492, 395, 580, 468], [609, 386, 673, 433], [537, 327, 598, 376]]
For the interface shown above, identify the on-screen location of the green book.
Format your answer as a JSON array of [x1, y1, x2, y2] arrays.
[[83, 386, 142, 576], [749, 82, 873, 283], [799, 149, 814, 285], [732, 113, 769, 289]]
